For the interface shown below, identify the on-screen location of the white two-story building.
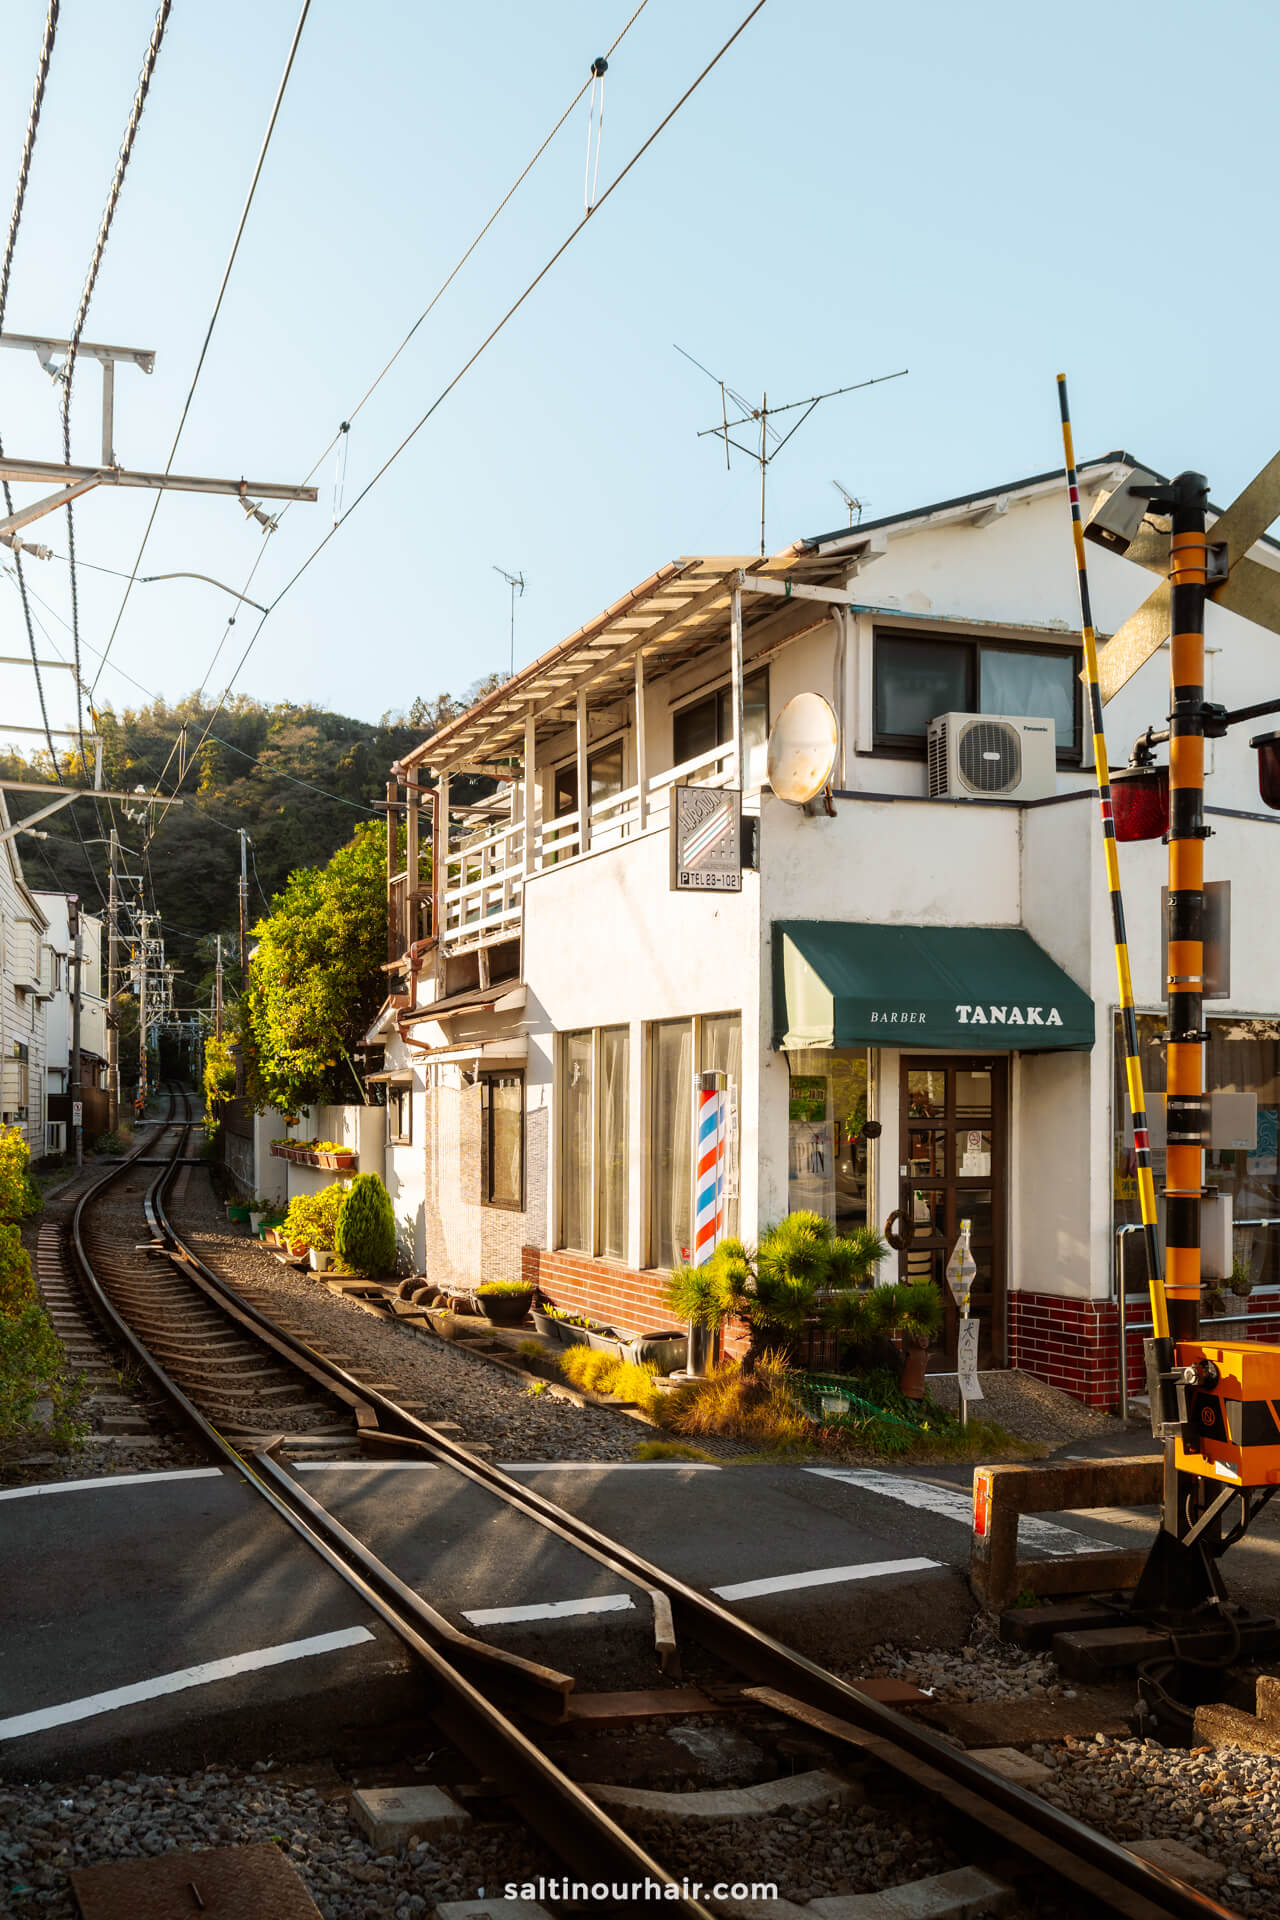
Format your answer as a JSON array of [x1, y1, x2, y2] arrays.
[[0, 793, 49, 1157], [32, 892, 109, 1149], [369, 451, 1280, 1409]]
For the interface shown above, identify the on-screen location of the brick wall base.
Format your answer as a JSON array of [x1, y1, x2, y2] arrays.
[[523, 1248, 747, 1356], [1008, 1290, 1129, 1411]]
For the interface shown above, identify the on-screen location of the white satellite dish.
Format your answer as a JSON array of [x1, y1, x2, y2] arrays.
[[767, 692, 839, 805]]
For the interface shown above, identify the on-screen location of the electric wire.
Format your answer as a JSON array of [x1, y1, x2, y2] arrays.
[[0, 1, 62, 776], [150, 0, 770, 837], [88, 0, 312, 702]]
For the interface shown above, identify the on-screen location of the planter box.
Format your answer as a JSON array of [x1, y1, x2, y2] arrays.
[[476, 1289, 533, 1327], [625, 1332, 687, 1375], [228, 1204, 250, 1224], [310, 1248, 334, 1273], [558, 1322, 592, 1348], [530, 1308, 563, 1343], [586, 1325, 622, 1354]]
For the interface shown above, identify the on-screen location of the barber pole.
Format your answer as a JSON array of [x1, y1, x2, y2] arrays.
[[693, 1071, 728, 1267]]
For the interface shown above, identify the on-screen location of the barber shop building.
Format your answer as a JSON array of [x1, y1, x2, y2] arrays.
[[369, 452, 1280, 1409]]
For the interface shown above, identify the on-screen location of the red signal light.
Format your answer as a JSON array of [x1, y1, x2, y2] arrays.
[[1252, 730, 1280, 810], [1110, 765, 1169, 842]]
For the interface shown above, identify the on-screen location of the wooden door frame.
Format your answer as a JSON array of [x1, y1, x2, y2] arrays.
[[897, 1054, 1008, 1368]]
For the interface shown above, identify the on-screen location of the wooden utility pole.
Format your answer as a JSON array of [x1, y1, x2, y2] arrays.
[[69, 895, 83, 1169], [215, 935, 223, 1042], [106, 831, 120, 1133]]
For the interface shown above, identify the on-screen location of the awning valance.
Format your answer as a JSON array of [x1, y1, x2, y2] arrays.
[[773, 921, 1095, 1053]]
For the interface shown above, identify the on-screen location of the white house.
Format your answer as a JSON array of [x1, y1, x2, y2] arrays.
[[368, 451, 1280, 1409], [32, 891, 109, 1149], [0, 793, 49, 1157]]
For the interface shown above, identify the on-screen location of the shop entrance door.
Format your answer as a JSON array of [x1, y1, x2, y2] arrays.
[[896, 1057, 1007, 1367]]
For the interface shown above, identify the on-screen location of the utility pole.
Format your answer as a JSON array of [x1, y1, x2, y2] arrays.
[[138, 911, 149, 1119], [68, 895, 83, 1169], [106, 831, 119, 1133], [215, 934, 223, 1042], [238, 830, 249, 980]]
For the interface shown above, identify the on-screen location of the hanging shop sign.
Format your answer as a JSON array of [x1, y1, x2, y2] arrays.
[[670, 786, 742, 893]]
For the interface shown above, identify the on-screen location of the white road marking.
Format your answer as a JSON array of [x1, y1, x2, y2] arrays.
[[806, 1466, 1105, 1557], [499, 1461, 721, 1472], [713, 1557, 941, 1601], [0, 1468, 223, 1503], [462, 1593, 635, 1626], [294, 1461, 439, 1472], [0, 1626, 374, 1743]]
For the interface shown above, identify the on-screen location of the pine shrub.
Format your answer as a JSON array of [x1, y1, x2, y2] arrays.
[[334, 1172, 397, 1276]]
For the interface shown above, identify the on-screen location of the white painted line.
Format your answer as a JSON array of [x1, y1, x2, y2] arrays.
[[0, 1626, 375, 1743], [806, 1466, 1104, 1557], [0, 1468, 224, 1504], [713, 1557, 941, 1601], [462, 1593, 635, 1626], [499, 1461, 721, 1472], [294, 1461, 439, 1472]]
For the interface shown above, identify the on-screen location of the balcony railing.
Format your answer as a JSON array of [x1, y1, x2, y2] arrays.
[[439, 740, 735, 948]]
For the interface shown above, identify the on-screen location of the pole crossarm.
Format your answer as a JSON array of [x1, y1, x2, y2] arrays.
[[0, 330, 155, 373], [0, 780, 183, 804], [0, 456, 317, 539]]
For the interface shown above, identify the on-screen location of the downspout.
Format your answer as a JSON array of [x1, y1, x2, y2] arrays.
[[831, 606, 849, 788]]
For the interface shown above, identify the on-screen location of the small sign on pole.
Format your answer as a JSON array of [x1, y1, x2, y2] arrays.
[[957, 1316, 983, 1403], [72, 1101, 83, 1128], [670, 786, 742, 892]]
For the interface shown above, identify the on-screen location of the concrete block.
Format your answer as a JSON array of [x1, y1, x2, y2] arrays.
[[434, 1905, 553, 1920], [968, 1745, 1054, 1789], [1127, 1837, 1227, 1887], [809, 1868, 1015, 1916], [586, 1766, 859, 1821], [1255, 1672, 1280, 1726], [1193, 1702, 1280, 1757], [352, 1783, 470, 1847]]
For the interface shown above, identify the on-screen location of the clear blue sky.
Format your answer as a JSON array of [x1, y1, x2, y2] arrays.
[[3, 0, 1279, 746]]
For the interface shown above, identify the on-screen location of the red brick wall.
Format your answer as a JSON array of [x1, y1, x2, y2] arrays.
[[1008, 1290, 1130, 1411], [523, 1247, 748, 1356]]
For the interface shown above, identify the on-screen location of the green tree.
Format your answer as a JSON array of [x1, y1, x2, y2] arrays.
[[247, 821, 388, 1112]]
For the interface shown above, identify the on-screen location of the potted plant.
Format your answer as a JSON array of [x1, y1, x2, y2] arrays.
[[247, 1195, 269, 1235], [227, 1197, 251, 1225], [475, 1280, 534, 1327], [531, 1299, 565, 1342], [664, 1263, 729, 1378], [283, 1184, 344, 1274]]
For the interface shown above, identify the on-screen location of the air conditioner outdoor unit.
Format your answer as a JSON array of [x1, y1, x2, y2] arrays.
[[927, 712, 1057, 802]]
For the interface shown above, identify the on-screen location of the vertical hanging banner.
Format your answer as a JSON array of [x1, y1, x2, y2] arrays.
[[694, 1070, 728, 1265]]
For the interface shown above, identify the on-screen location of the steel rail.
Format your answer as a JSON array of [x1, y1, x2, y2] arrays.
[[67, 1086, 713, 1916], [150, 1179, 1236, 1919]]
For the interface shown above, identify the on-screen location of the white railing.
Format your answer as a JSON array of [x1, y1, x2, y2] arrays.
[[440, 741, 736, 947]]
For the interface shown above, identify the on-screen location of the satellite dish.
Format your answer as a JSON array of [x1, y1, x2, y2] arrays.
[[767, 692, 839, 805]]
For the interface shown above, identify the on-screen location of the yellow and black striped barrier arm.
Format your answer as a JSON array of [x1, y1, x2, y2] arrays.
[[1057, 374, 1166, 1343]]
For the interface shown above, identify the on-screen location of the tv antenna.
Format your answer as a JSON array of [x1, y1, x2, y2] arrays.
[[832, 479, 868, 527], [492, 566, 526, 678], [676, 344, 906, 554]]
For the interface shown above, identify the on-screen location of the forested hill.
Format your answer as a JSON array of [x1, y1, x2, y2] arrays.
[[1, 683, 498, 1013]]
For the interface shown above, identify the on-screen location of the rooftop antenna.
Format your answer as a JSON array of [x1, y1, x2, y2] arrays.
[[676, 344, 906, 555], [832, 479, 868, 527], [492, 566, 526, 678]]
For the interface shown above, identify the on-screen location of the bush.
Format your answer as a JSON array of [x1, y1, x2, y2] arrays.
[[659, 1354, 813, 1454], [0, 1224, 37, 1319], [334, 1172, 397, 1276], [559, 1345, 661, 1415], [283, 1182, 346, 1252], [0, 1304, 85, 1448], [0, 1124, 29, 1223]]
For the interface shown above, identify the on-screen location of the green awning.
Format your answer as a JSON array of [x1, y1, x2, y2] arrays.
[[773, 921, 1095, 1053]]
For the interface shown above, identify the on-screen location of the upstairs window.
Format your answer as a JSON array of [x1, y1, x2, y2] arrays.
[[553, 739, 625, 819], [873, 629, 1080, 763], [672, 669, 769, 787]]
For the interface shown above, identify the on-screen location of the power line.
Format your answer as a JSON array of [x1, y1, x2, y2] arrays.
[[152, 0, 770, 835], [0, 1, 62, 775], [89, 0, 312, 701]]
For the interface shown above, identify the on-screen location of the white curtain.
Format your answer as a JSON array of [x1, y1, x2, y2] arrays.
[[561, 1032, 593, 1250], [650, 1020, 693, 1268], [599, 1027, 629, 1259]]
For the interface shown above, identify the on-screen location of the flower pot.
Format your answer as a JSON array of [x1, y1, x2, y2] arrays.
[[249, 1211, 264, 1234], [428, 1309, 461, 1340], [334, 1152, 356, 1171], [559, 1322, 592, 1348], [228, 1203, 250, 1224], [530, 1307, 562, 1342], [477, 1288, 533, 1327], [686, 1324, 713, 1378], [626, 1333, 687, 1375], [310, 1247, 334, 1273], [288, 1239, 310, 1261], [900, 1340, 930, 1401], [264, 1228, 280, 1248]]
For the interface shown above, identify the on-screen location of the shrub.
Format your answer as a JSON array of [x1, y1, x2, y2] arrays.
[[283, 1182, 346, 1252], [633, 1439, 712, 1462], [334, 1172, 397, 1276], [0, 1224, 38, 1319], [0, 1303, 85, 1448], [663, 1262, 725, 1330], [659, 1354, 813, 1454], [0, 1124, 30, 1223], [559, 1345, 660, 1415]]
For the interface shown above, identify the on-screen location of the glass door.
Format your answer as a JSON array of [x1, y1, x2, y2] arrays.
[[897, 1057, 1007, 1366]]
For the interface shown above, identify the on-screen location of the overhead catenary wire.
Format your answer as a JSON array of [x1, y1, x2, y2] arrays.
[[150, 0, 770, 836], [0, 1, 62, 777], [89, 0, 312, 702]]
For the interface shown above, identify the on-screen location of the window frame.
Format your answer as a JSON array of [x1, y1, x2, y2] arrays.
[[671, 667, 770, 778], [480, 1069, 525, 1212], [871, 626, 1082, 767], [552, 733, 626, 819], [387, 1082, 413, 1147]]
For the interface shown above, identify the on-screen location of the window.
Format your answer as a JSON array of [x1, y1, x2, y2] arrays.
[[873, 629, 1081, 762], [481, 1072, 524, 1210], [560, 1032, 593, 1249], [672, 670, 769, 788], [387, 1083, 412, 1146], [559, 1027, 630, 1257], [553, 739, 625, 819], [648, 1014, 741, 1268]]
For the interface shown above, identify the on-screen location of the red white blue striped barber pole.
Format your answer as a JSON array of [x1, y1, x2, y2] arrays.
[[693, 1071, 727, 1266]]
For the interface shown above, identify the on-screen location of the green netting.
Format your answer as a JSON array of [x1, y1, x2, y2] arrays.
[[798, 1373, 920, 1434]]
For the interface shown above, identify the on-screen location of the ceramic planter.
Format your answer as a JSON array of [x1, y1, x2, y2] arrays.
[[558, 1322, 592, 1348], [249, 1211, 264, 1233], [625, 1333, 686, 1375], [288, 1239, 310, 1260], [476, 1288, 533, 1327], [310, 1248, 334, 1273]]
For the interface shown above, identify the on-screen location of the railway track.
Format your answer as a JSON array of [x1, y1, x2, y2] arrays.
[[67, 1086, 1239, 1919]]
